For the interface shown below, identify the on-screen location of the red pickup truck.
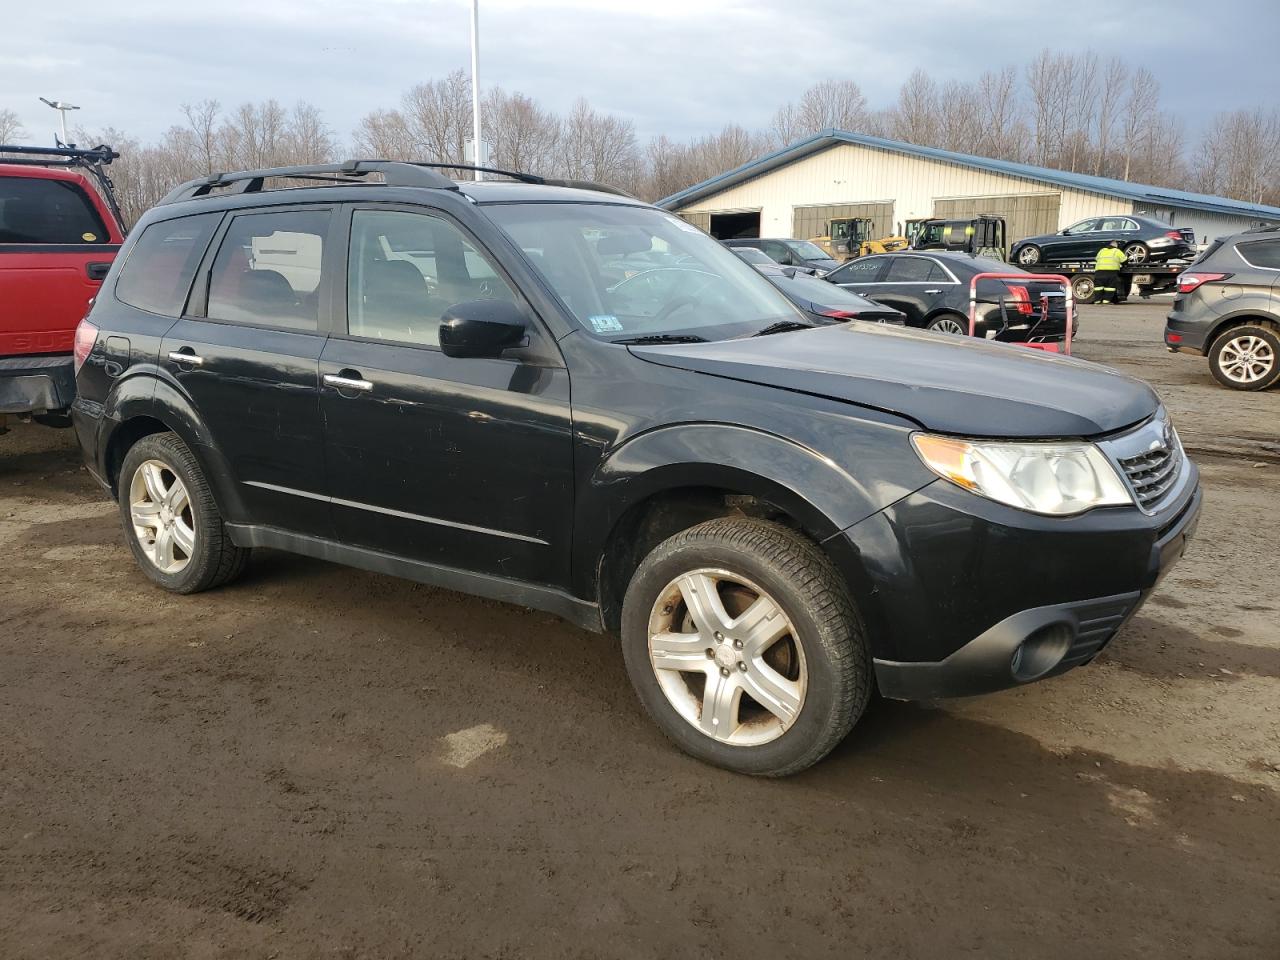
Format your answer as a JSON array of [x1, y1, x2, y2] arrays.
[[0, 144, 125, 429]]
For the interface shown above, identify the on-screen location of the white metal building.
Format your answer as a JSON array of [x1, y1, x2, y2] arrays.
[[658, 130, 1280, 247]]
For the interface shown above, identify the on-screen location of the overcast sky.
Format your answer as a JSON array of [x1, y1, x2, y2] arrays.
[[4, 0, 1278, 149]]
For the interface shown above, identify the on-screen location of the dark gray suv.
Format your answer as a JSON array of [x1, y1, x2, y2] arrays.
[[1165, 227, 1280, 390]]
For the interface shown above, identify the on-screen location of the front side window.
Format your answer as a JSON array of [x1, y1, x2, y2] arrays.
[[115, 213, 220, 316], [207, 210, 329, 331], [0, 176, 109, 244], [783, 240, 831, 261], [827, 257, 885, 284], [347, 209, 518, 346], [486, 203, 800, 341], [1066, 219, 1099, 234]]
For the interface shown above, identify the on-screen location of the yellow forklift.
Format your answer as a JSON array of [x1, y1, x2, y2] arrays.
[[811, 217, 910, 261]]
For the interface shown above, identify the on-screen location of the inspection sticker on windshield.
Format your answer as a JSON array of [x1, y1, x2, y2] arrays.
[[589, 314, 624, 333]]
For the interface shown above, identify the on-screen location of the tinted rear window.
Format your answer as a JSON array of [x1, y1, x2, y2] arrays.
[[0, 176, 110, 244], [115, 214, 220, 317], [1236, 239, 1280, 270]]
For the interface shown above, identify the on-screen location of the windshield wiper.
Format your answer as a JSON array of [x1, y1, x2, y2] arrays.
[[750, 320, 814, 337], [613, 334, 708, 345]]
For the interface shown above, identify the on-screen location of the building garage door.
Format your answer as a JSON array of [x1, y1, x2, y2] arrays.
[[932, 194, 1060, 247], [793, 202, 894, 242], [677, 211, 711, 232]]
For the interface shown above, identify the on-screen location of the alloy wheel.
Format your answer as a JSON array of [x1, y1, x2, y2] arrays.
[[646, 568, 807, 747], [1218, 334, 1275, 384], [1123, 243, 1148, 262], [128, 459, 196, 574], [931, 316, 966, 335]]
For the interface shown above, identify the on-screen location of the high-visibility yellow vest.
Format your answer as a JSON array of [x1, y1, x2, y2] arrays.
[[1095, 247, 1127, 271]]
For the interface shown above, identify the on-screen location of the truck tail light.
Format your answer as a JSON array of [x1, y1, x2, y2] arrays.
[[1006, 284, 1033, 315], [73, 319, 98, 376], [1176, 272, 1231, 294]]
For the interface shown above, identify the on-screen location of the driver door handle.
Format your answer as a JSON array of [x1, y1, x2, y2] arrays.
[[924, 289, 942, 294], [324, 371, 374, 393], [167, 349, 204, 366]]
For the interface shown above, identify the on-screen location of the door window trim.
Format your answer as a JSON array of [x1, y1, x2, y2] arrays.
[[874, 255, 960, 285], [184, 203, 340, 336], [332, 201, 563, 365], [1234, 241, 1280, 272]]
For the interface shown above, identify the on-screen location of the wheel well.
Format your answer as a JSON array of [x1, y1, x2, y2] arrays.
[[1207, 316, 1280, 355], [105, 416, 170, 494], [596, 487, 810, 635]]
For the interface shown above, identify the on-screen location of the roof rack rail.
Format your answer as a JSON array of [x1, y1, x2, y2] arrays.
[[404, 161, 635, 198], [158, 160, 460, 205], [0, 142, 125, 227]]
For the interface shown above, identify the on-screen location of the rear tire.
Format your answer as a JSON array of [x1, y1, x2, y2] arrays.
[[118, 432, 250, 594], [1208, 323, 1280, 391], [620, 518, 872, 777], [1071, 275, 1096, 304], [926, 312, 969, 335], [1123, 242, 1149, 263], [1016, 244, 1042, 266]]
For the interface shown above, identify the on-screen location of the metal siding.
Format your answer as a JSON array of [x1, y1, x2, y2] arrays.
[[678, 211, 711, 232], [792, 201, 894, 241], [676, 144, 1142, 237], [932, 193, 1061, 244]]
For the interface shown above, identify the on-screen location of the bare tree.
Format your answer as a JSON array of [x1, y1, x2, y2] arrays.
[[771, 80, 868, 144], [181, 100, 220, 174], [1093, 58, 1127, 176], [1120, 68, 1160, 181], [0, 108, 26, 144], [484, 88, 561, 173], [1194, 108, 1280, 205], [559, 98, 640, 189], [890, 69, 940, 146]]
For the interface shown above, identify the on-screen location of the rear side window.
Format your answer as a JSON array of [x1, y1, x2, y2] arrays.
[[827, 258, 884, 283], [886, 257, 944, 282], [0, 176, 109, 244], [207, 210, 330, 331], [1236, 239, 1280, 270], [115, 214, 220, 316]]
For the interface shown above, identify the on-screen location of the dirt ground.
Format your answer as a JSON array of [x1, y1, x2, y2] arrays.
[[2, 300, 1278, 959]]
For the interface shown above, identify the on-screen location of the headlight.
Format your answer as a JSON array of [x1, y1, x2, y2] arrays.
[[911, 434, 1133, 516]]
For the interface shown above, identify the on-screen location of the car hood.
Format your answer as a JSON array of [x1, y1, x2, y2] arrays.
[[630, 323, 1158, 438]]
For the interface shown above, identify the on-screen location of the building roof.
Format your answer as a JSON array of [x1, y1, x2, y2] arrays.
[[657, 129, 1280, 222]]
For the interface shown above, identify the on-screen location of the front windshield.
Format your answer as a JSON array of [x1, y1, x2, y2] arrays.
[[486, 203, 802, 340], [785, 240, 833, 261]]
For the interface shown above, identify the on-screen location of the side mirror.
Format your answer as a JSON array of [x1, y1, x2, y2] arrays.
[[439, 299, 528, 359], [1060, 229, 1072, 236]]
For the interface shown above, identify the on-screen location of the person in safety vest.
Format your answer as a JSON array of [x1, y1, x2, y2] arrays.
[[1093, 240, 1128, 304]]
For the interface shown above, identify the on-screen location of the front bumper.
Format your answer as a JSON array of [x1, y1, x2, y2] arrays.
[[827, 463, 1202, 700], [0, 354, 76, 415]]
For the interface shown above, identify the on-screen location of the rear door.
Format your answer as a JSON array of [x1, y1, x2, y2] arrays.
[[318, 204, 574, 587], [864, 256, 951, 324], [0, 171, 122, 357], [159, 206, 335, 536]]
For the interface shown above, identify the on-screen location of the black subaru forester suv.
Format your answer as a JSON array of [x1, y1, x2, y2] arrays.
[[72, 160, 1201, 776]]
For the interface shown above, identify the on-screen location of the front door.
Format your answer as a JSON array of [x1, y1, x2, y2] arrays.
[[319, 206, 574, 588], [159, 206, 336, 536]]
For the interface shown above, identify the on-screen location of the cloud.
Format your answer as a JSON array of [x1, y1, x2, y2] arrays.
[[2, 0, 1275, 149]]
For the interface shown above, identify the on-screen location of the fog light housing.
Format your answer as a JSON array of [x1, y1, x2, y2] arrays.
[[1010, 623, 1073, 681]]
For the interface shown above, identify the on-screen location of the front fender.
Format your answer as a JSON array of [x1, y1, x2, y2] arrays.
[[571, 420, 932, 598]]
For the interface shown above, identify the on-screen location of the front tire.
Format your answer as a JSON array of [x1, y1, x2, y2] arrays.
[[118, 432, 250, 593], [1016, 244, 1042, 266], [620, 518, 872, 777], [1209, 323, 1280, 391], [1071, 275, 1096, 304]]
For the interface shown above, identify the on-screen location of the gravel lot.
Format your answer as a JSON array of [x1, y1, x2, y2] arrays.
[[2, 300, 1278, 959]]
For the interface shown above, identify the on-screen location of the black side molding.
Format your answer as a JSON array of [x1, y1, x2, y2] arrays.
[[225, 523, 604, 634]]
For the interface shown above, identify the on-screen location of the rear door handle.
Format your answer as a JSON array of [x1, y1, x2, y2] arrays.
[[323, 372, 374, 393], [924, 289, 942, 294], [86, 261, 112, 281], [167, 349, 204, 366]]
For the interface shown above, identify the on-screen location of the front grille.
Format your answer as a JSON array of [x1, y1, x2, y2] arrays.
[[1118, 441, 1183, 509], [1099, 411, 1187, 514]]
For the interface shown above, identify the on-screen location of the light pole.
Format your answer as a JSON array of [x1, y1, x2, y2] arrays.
[[469, 0, 482, 181], [39, 97, 80, 147]]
